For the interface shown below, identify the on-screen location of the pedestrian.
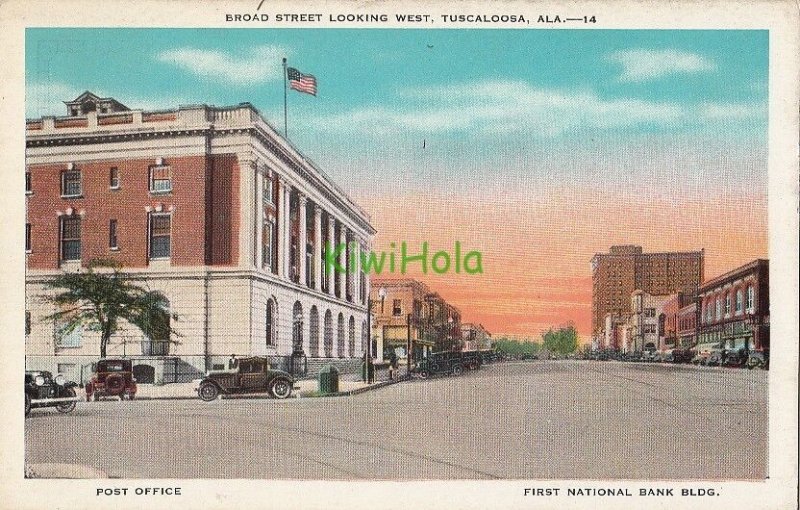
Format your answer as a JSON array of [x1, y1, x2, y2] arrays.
[[228, 354, 238, 370], [388, 351, 398, 380]]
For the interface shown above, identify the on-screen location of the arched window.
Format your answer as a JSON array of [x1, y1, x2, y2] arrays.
[[348, 316, 356, 357], [724, 293, 731, 317], [746, 286, 754, 311], [292, 301, 303, 351], [715, 296, 722, 321], [266, 298, 276, 347], [735, 290, 743, 315], [309, 306, 320, 357], [337, 313, 345, 358], [323, 310, 333, 357]]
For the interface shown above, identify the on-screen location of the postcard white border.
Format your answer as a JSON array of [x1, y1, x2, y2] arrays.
[[0, 1, 797, 509]]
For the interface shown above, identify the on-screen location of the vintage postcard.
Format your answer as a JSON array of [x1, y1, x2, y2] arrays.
[[1, 0, 798, 509]]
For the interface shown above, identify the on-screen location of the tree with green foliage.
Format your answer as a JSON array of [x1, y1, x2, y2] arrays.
[[493, 337, 540, 356], [43, 259, 179, 358], [541, 323, 579, 354]]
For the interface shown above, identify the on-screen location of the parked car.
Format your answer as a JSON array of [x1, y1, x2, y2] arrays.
[[85, 359, 138, 401], [658, 349, 675, 363], [414, 351, 465, 379], [25, 370, 80, 417], [691, 343, 720, 365], [705, 348, 724, 367], [642, 349, 658, 362], [460, 350, 483, 370], [196, 356, 294, 401], [745, 350, 769, 370], [479, 350, 501, 364], [672, 348, 695, 364], [722, 348, 747, 368]]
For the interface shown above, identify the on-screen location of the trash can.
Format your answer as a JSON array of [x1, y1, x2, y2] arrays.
[[318, 365, 339, 394]]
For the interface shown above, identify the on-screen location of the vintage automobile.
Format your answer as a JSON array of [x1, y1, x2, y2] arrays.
[[722, 348, 748, 368], [25, 370, 80, 417], [85, 358, 138, 401], [705, 348, 725, 367], [672, 348, 695, 364], [745, 350, 769, 370], [691, 342, 721, 365], [413, 351, 465, 379], [195, 356, 294, 401], [460, 351, 483, 370]]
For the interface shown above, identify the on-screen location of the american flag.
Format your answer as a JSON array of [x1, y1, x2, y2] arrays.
[[287, 67, 317, 96]]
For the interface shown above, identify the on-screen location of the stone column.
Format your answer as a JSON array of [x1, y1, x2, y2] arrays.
[[255, 169, 264, 269], [313, 206, 323, 292], [298, 195, 308, 287], [279, 178, 292, 280], [352, 237, 361, 305], [327, 216, 335, 295], [338, 225, 347, 300]]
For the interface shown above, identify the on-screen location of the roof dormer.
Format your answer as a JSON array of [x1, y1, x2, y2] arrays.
[[64, 91, 130, 117]]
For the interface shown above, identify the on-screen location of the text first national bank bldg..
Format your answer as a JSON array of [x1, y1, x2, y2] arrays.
[[25, 92, 375, 383]]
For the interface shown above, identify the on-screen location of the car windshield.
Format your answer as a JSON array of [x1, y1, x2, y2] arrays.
[[100, 362, 127, 372]]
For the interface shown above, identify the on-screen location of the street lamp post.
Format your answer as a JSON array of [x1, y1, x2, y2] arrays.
[[407, 312, 413, 375]]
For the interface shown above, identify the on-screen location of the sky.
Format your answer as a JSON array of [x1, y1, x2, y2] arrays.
[[25, 28, 769, 341]]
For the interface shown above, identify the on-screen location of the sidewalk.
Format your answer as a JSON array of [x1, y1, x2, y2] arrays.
[[134, 365, 409, 400]]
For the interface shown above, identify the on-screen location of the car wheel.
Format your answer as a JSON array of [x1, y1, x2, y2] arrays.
[[452, 364, 463, 376], [198, 382, 219, 402], [25, 393, 31, 417], [92, 393, 99, 402], [56, 387, 77, 414], [419, 370, 430, 379], [270, 379, 292, 399], [128, 393, 135, 400]]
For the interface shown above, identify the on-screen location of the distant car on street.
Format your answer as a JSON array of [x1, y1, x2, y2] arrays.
[[195, 356, 294, 401], [745, 350, 769, 370], [85, 359, 138, 401], [414, 351, 465, 378], [25, 370, 80, 417]]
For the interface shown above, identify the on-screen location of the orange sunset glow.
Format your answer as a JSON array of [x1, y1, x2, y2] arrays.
[[354, 187, 768, 342]]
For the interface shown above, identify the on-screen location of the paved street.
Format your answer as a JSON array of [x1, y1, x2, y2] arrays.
[[25, 361, 767, 479]]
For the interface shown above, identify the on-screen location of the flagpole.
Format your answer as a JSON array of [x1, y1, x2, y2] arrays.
[[282, 57, 288, 138]]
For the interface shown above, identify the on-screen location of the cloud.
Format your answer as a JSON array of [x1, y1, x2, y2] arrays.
[[607, 49, 716, 82], [157, 45, 288, 86], [25, 81, 80, 118], [310, 79, 761, 138]]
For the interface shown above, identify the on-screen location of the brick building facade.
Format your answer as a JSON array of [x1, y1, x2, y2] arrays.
[[696, 259, 769, 352], [25, 92, 375, 383], [591, 245, 704, 339]]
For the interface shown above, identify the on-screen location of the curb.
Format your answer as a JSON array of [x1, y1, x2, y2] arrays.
[[311, 375, 412, 398]]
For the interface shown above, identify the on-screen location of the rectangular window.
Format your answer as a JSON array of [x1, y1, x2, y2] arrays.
[[262, 220, 273, 268], [746, 286, 754, 311], [644, 308, 656, 318], [149, 213, 171, 259], [149, 165, 172, 193], [263, 175, 274, 204], [109, 167, 120, 189], [109, 219, 118, 249], [393, 299, 402, 316], [735, 291, 743, 314], [60, 217, 81, 261], [724, 294, 731, 316], [25, 311, 31, 335], [25, 172, 32, 194], [56, 324, 82, 348], [61, 170, 82, 197], [25, 223, 31, 252]]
